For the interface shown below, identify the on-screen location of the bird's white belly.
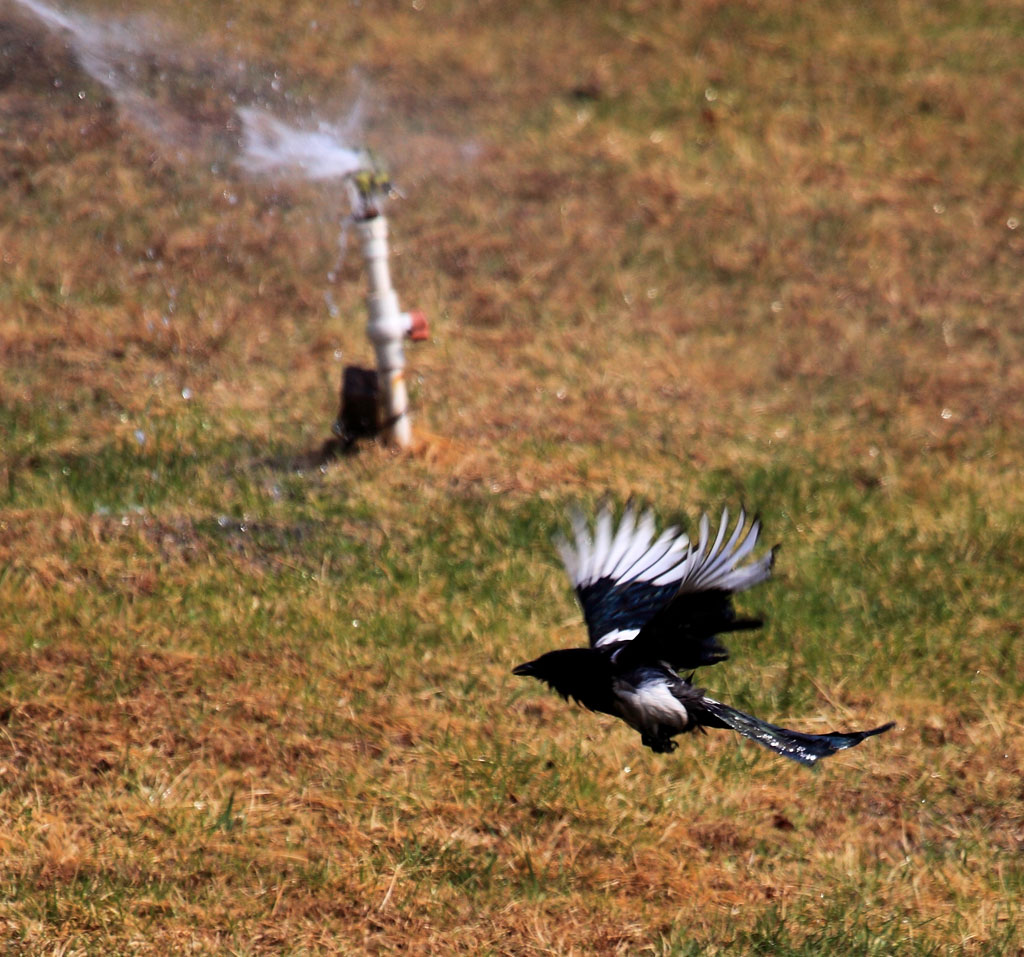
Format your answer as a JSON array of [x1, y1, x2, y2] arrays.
[[613, 678, 689, 733]]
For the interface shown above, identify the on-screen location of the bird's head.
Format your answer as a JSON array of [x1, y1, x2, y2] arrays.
[[513, 650, 571, 683], [512, 648, 612, 712]]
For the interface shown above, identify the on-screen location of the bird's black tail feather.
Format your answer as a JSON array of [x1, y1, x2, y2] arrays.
[[697, 698, 895, 766]]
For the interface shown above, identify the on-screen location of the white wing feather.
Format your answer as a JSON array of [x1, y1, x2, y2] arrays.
[[558, 504, 771, 595]]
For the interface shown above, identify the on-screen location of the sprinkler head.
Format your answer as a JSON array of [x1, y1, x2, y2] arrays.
[[347, 160, 394, 220]]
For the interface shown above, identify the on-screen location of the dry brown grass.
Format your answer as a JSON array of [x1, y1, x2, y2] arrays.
[[2, 0, 1023, 953]]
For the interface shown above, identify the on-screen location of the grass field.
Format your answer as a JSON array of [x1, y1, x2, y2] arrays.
[[2, 0, 1024, 952]]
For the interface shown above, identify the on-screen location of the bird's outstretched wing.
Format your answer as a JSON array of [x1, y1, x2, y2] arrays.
[[555, 502, 694, 647], [556, 503, 692, 647], [617, 509, 776, 671], [557, 504, 774, 656]]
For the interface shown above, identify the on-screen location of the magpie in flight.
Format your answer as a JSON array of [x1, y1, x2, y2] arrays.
[[513, 504, 894, 766]]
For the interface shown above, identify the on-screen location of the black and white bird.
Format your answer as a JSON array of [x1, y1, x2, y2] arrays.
[[513, 503, 894, 766]]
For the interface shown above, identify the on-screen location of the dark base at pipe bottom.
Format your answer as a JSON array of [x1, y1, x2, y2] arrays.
[[333, 365, 381, 453]]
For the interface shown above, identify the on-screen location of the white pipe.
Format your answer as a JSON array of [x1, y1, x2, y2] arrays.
[[356, 214, 424, 449]]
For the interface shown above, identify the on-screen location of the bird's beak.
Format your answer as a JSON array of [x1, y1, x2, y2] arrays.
[[512, 661, 535, 676]]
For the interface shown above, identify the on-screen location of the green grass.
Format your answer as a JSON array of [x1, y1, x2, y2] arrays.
[[2, 0, 1024, 952]]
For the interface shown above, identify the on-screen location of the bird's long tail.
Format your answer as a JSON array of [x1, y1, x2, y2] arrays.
[[697, 698, 895, 766]]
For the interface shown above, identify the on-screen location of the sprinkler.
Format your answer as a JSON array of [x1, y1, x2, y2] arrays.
[[12, 0, 428, 451], [336, 165, 428, 451]]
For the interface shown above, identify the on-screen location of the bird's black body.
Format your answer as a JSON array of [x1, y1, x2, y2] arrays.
[[513, 505, 894, 766]]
